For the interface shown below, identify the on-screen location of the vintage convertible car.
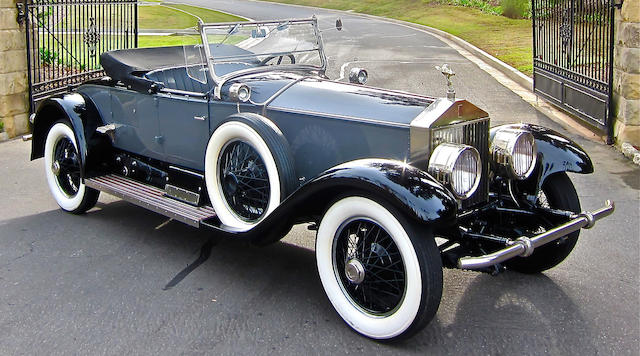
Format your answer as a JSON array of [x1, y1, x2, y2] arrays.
[[30, 18, 614, 341]]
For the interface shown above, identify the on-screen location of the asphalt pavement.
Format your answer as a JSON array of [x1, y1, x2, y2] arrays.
[[1, 1, 639, 354]]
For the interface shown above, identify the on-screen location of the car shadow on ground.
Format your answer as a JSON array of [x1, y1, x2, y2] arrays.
[[0, 200, 598, 353]]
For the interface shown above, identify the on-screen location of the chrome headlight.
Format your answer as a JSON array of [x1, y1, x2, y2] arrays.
[[491, 129, 537, 180], [229, 83, 251, 102], [349, 68, 368, 85], [428, 143, 482, 199]]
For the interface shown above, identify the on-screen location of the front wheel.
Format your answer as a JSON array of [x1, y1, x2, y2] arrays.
[[506, 172, 581, 273], [44, 121, 99, 214], [316, 196, 443, 341]]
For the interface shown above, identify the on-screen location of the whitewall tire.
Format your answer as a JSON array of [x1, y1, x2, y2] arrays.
[[44, 121, 99, 214], [205, 115, 296, 232], [316, 196, 442, 341]]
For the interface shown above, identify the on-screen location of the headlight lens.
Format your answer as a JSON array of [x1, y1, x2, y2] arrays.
[[349, 68, 368, 85], [491, 129, 537, 179], [428, 143, 482, 199]]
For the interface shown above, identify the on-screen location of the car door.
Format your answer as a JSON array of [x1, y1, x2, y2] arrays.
[[109, 88, 165, 162], [156, 94, 210, 171]]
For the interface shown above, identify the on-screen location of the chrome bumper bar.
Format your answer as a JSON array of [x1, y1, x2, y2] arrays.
[[458, 200, 615, 270]]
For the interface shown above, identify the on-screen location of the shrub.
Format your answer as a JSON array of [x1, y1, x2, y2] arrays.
[[501, 0, 531, 19], [437, 0, 502, 15], [0, 120, 4, 133], [39, 48, 59, 65]]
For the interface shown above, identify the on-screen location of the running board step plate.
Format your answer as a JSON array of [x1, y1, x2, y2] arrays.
[[85, 174, 216, 227]]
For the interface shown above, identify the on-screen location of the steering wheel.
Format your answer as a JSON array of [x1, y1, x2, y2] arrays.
[[259, 54, 296, 66]]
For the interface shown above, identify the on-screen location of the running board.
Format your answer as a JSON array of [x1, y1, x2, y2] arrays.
[[85, 174, 216, 227]]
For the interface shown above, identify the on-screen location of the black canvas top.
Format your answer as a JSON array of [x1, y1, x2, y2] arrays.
[[100, 46, 188, 92], [99, 45, 259, 92]]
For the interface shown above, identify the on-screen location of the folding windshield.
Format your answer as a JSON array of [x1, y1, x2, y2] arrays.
[[200, 18, 325, 82]]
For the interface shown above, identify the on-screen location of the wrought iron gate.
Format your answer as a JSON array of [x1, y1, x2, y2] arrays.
[[532, 0, 617, 141], [19, 0, 137, 112]]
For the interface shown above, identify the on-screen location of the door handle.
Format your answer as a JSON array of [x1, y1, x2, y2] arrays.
[[194, 115, 206, 121]]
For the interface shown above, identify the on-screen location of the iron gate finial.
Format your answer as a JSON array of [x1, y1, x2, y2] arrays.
[[16, 2, 26, 25]]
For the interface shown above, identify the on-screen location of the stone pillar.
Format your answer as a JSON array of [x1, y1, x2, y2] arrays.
[[0, 0, 29, 139], [613, 0, 640, 146]]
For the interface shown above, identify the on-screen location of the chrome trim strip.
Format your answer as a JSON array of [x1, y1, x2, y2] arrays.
[[214, 49, 321, 62], [262, 76, 307, 106], [267, 105, 411, 128], [457, 200, 615, 270], [201, 18, 322, 28], [321, 77, 437, 102], [160, 87, 208, 98], [169, 165, 204, 178], [259, 75, 309, 115]]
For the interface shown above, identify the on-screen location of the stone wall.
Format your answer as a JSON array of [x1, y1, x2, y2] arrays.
[[0, 0, 29, 139], [613, 0, 640, 146]]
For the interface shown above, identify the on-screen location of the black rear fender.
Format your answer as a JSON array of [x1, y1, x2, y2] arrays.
[[31, 92, 109, 176]]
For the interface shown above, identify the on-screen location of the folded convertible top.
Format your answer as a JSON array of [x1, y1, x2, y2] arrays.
[[100, 46, 187, 92], [99, 45, 258, 92]]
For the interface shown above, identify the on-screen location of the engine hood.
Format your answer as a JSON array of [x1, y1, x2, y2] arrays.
[[265, 78, 436, 126]]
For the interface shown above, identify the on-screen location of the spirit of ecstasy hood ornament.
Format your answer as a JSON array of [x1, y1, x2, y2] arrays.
[[435, 64, 456, 101]]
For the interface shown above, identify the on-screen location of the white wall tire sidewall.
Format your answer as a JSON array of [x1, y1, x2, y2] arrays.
[[316, 196, 423, 340], [44, 122, 87, 211], [205, 121, 281, 231]]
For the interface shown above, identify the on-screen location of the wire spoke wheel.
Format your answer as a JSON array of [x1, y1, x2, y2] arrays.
[[52, 136, 81, 197], [316, 196, 443, 340], [218, 140, 270, 221], [333, 219, 406, 315], [206, 116, 296, 233]]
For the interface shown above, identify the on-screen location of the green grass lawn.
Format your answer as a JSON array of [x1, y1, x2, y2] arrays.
[[138, 34, 202, 48], [138, 34, 246, 48], [138, 2, 245, 29], [264, 0, 533, 76], [137, 2, 246, 48]]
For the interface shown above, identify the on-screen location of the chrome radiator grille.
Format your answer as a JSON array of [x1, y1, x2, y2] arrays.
[[430, 118, 490, 208]]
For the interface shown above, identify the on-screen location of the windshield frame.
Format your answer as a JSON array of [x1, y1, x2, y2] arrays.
[[199, 17, 327, 97]]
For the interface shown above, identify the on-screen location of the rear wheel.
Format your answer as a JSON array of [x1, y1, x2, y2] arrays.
[[506, 172, 581, 273], [316, 196, 442, 341], [44, 121, 99, 214]]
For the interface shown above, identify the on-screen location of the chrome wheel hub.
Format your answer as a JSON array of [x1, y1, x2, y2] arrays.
[[52, 160, 61, 176], [345, 258, 365, 284]]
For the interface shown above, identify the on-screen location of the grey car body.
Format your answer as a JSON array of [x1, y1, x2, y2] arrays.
[[79, 74, 430, 179]]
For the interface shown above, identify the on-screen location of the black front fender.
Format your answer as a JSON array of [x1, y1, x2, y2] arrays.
[[292, 159, 458, 224], [491, 124, 593, 192], [243, 159, 458, 244], [31, 92, 105, 175]]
